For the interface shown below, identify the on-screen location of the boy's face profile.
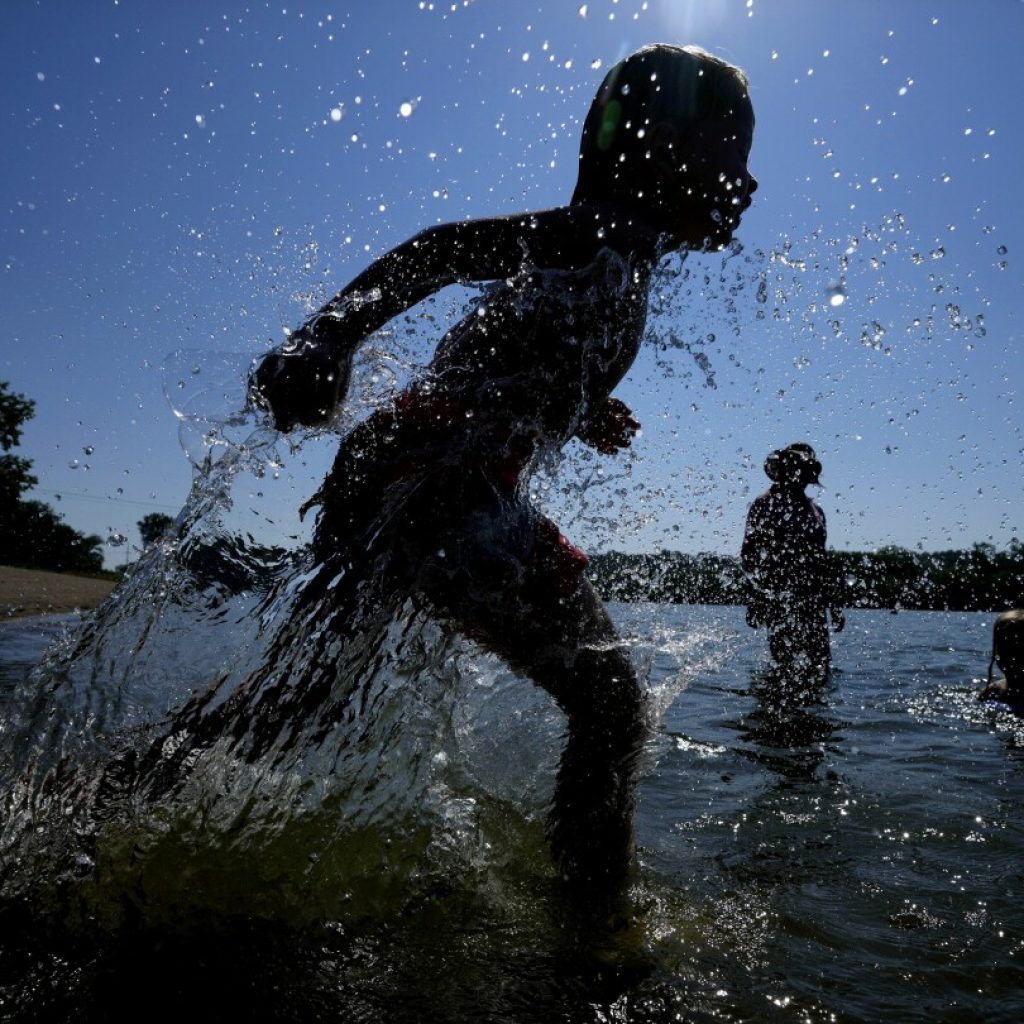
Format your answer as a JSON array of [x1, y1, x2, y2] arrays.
[[575, 48, 758, 251], [656, 104, 757, 251]]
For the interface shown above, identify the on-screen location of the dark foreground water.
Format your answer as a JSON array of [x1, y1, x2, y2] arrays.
[[1, 602, 1021, 1023]]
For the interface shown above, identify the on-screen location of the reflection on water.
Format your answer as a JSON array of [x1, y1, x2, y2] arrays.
[[732, 661, 842, 781], [3, 601, 1024, 1022]]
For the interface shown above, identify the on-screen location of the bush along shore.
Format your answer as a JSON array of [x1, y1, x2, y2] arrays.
[[587, 541, 1024, 612]]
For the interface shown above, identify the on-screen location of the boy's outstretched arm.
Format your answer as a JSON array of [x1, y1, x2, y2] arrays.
[[251, 205, 659, 431]]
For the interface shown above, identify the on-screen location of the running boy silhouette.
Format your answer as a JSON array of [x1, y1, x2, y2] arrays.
[[245, 43, 756, 887]]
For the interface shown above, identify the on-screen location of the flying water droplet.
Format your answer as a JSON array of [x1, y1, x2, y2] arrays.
[[826, 282, 846, 307]]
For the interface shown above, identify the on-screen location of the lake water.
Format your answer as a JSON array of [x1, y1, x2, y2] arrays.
[[1, 601, 1021, 1023]]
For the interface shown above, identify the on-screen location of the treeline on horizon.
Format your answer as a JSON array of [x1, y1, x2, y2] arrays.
[[587, 541, 1024, 613], [1, 380, 108, 576]]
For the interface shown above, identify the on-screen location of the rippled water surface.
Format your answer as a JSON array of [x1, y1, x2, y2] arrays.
[[2, 601, 1021, 1023]]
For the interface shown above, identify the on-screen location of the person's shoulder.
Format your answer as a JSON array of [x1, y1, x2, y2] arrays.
[[745, 489, 775, 521]]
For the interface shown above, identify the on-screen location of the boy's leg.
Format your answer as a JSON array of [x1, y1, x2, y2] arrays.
[[527, 581, 649, 889], [429, 522, 649, 889]]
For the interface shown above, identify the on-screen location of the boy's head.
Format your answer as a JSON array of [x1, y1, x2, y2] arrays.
[[991, 610, 1024, 683], [574, 44, 756, 249]]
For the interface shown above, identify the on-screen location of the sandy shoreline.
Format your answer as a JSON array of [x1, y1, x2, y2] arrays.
[[0, 565, 117, 620]]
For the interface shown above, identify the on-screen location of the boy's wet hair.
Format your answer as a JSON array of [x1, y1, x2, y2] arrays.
[[574, 43, 752, 203]]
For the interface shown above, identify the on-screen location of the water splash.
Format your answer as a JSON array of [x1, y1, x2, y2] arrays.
[[0, 260, 688, 929]]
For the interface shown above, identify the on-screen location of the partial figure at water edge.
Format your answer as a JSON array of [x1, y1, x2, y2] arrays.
[[978, 609, 1024, 712]]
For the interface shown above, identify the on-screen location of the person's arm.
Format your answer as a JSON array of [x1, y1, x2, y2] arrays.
[[251, 205, 658, 431], [978, 678, 1008, 703], [820, 506, 846, 632], [740, 501, 766, 575], [315, 210, 616, 349], [741, 500, 772, 627]]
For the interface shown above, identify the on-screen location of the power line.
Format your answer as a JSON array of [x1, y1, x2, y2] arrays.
[[32, 488, 180, 513]]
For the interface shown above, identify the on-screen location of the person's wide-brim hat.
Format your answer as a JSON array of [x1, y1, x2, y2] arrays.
[[765, 443, 821, 485]]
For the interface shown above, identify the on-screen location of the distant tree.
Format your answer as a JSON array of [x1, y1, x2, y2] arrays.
[[138, 512, 176, 547], [0, 380, 105, 574], [0, 380, 38, 511], [4, 500, 104, 573], [0, 380, 35, 451], [0, 450, 37, 513]]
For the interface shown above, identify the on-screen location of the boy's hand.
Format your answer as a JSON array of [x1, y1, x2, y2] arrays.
[[575, 397, 640, 454], [250, 333, 351, 432]]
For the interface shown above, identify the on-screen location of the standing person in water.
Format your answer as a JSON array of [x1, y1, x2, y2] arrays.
[[741, 444, 844, 674], [978, 610, 1024, 711], [232, 43, 757, 889]]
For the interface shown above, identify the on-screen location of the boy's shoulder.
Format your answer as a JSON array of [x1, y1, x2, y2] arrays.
[[525, 203, 662, 258], [432, 202, 660, 282]]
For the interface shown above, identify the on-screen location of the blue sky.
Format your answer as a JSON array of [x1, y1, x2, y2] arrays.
[[2, 0, 1021, 567]]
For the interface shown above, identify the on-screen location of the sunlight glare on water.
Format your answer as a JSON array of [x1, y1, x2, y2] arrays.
[[4, 607, 1023, 1021]]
